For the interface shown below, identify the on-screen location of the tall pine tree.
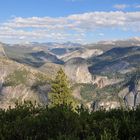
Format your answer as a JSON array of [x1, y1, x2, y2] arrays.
[[49, 68, 76, 107]]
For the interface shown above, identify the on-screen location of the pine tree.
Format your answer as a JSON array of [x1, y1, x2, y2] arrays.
[[49, 68, 76, 107]]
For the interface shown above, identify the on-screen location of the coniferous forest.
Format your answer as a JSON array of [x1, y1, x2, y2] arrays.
[[0, 102, 140, 140]]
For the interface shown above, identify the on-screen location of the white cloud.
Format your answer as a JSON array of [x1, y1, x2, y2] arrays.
[[0, 11, 140, 43], [113, 4, 129, 10], [4, 11, 140, 30]]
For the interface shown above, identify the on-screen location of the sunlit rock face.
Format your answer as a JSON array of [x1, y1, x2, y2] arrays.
[[64, 57, 93, 83], [90, 100, 121, 111], [0, 44, 6, 57], [92, 76, 122, 88], [98, 101, 120, 110]]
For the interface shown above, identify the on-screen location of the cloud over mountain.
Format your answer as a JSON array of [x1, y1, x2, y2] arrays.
[[0, 11, 140, 43]]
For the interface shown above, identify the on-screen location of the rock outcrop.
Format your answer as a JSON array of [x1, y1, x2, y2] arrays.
[[0, 44, 6, 57], [64, 58, 93, 83], [119, 78, 140, 108], [92, 76, 122, 88]]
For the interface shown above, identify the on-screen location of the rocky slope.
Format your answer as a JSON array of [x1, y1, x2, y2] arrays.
[[0, 58, 50, 109], [88, 46, 140, 75], [60, 48, 103, 62]]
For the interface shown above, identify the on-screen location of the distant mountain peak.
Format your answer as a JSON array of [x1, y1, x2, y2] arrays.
[[128, 37, 140, 42]]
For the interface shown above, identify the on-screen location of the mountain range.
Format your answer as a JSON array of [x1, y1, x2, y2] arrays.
[[0, 37, 140, 110]]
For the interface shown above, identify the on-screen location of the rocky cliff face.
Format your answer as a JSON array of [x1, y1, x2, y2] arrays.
[[119, 73, 140, 108], [0, 44, 6, 57], [92, 76, 122, 88], [64, 58, 93, 83], [92, 101, 120, 110]]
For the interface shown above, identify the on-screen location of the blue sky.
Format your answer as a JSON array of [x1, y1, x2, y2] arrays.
[[0, 0, 140, 43]]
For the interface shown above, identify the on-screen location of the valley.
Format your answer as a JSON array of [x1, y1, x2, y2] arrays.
[[0, 38, 140, 110]]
